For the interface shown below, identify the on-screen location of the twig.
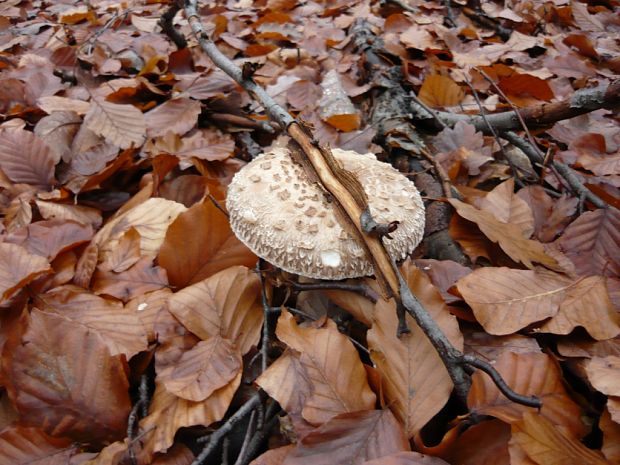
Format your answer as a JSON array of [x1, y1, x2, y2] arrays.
[[462, 6, 512, 41], [191, 393, 262, 465], [257, 260, 270, 374], [208, 112, 276, 133], [462, 355, 542, 408], [237, 413, 280, 465], [233, 410, 257, 465], [159, 0, 187, 49], [286, 280, 379, 303], [383, 0, 420, 14]]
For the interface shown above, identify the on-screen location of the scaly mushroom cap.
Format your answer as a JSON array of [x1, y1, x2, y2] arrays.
[[226, 147, 425, 280]]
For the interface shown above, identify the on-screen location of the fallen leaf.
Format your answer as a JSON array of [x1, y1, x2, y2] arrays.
[[2, 309, 131, 444], [145, 97, 202, 138], [468, 352, 586, 437], [275, 311, 376, 424], [479, 179, 534, 237], [318, 70, 360, 132], [585, 356, 620, 397], [0, 242, 51, 302], [418, 75, 464, 108], [0, 128, 57, 189], [282, 409, 410, 465], [440, 419, 511, 465], [363, 451, 450, 464], [0, 426, 76, 465], [84, 98, 146, 149], [92, 256, 168, 302]]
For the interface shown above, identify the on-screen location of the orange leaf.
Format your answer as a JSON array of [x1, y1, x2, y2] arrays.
[[2, 309, 131, 444], [418, 75, 464, 108], [510, 412, 609, 465], [0, 242, 50, 302], [98, 227, 142, 272], [440, 419, 511, 465], [468, 352, 586, 437], [158, 200, 257, 288], [283, 410, 409, 464], [158, 336, 242, 402], [318, 70, 360, 132], [274, 311, 376, 425], [448, 199, 558, 269], [368, 263, 463, 438], [498, 74, 553, 101], [479, 179, 534, 237], [585, 356, 620, 397], [167, 266, 263, 355]]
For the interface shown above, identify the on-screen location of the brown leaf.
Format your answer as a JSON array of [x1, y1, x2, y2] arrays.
[[585, 356, 620, 397], [145, 97, 202, 138], [557, 208, 620, 277], [158, 336, 242, 401], [98, 227, 141, 272], [498, 74, 553, 101], [35, 200, 102, 229], [516, 187, 577, 243], [448, 199, 558, 269], [479, 179, 534, 237], [468, 352, 586, 437], [457, 267, 572, 335], [84, 98, 146, 149], [95, 198, 187, 261], [539, 276, 620, 340], [0, 242, 51, 302], [510, 411, 609, 465], [0, 426, 76, 465], [275, 311, 376, 424], [368, 263, 463, 437], [33, 111, 82, 163], [601, 407, 620, 463], [2, 309, 131, 444], [440, 419, 511, 465], [10, 219, 93, 261], [158, 200, 257, 288], [36, 285, 148, 358], [571, 1, 605, 32], [167, 266, 263, 355], [140, 374, 241, 453], [287, 80, 322, 111], [74, 242, 98, 289], [0, 128, 57, 189], [282, 410, 410, 465], [418, 75, 464, 108], [92, 256, 168, 302], [250, 445, 295, 465]]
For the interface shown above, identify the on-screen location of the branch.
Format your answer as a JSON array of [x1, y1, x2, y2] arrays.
[[177, 1, 540, 410], [411, 79, 620, 133]]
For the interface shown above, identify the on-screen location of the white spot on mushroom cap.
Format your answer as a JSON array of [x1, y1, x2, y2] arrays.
[[226, 147, 425, 280]]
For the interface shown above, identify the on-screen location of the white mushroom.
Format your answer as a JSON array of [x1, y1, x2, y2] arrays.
[[226, 147, 425, 280]]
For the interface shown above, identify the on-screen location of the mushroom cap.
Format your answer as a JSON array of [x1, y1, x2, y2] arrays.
[[226, 147, 425, 280]]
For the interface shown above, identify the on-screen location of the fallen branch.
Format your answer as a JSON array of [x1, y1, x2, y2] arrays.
[[176, 0, 541, 413]]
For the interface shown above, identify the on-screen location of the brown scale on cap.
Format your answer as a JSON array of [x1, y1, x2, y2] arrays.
[[226, 147, 426, 280]]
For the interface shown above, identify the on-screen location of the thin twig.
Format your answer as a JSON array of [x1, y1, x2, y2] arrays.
[[462, 355, 542, 408], [287, 280, 379, 304], [191, 393, 262, 465], [257, 259, 270, 374], [159, 0, 187, 49], [233, 410, 257, 465]]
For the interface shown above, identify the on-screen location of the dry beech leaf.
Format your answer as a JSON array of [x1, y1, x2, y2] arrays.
[[539, 276, 620, 340], [2, 309, 131, 444], [468, 352, 586, 437], [363, 451, 450, 464], [126, 288, 174, 343], [167, 266, 263, 355], [140, 374, 241, 453], [0, 128, 57, 189], [74, 241, 98, 289], [37, 96, 91, 115], [158, 336, 242, 402], [158, 200, 257, 288], [145, 97, 202, 138], [287, 80, 322, 110], [34, 111, 82, 163], [510, 411, 609, 465], [250, 445, 295, 465], [274, 311, 376, 425], [95, 197, 187, 261], [479, 179, 534, 237], [498, 74, 554, 101], [0, 426, 76, 464], [557, 208, 620, 277], [571, 1, 605, 32], [601, 407, 620, 463], [38, 285, 148, 358], [368, 263, 463, 438], [0, 242, 51, 302], [35, 200, 102, 230], [440, 419, 511, 465], [256, 349, 313, 433], [457, 267, 572, 335], [92, 256, 168, 302], [585, 356, 620, 397], [84, 98, 146, 149], [318, 70, 360, 132], [13, 219, 93, 261], [418, 75, 464, 108], [282, 409, 410, 465], [448, 199, 558, 269], [98, 227, 142, 272]]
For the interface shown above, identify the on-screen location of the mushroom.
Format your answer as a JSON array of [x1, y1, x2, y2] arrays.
[[226, 147, 425, 280]]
